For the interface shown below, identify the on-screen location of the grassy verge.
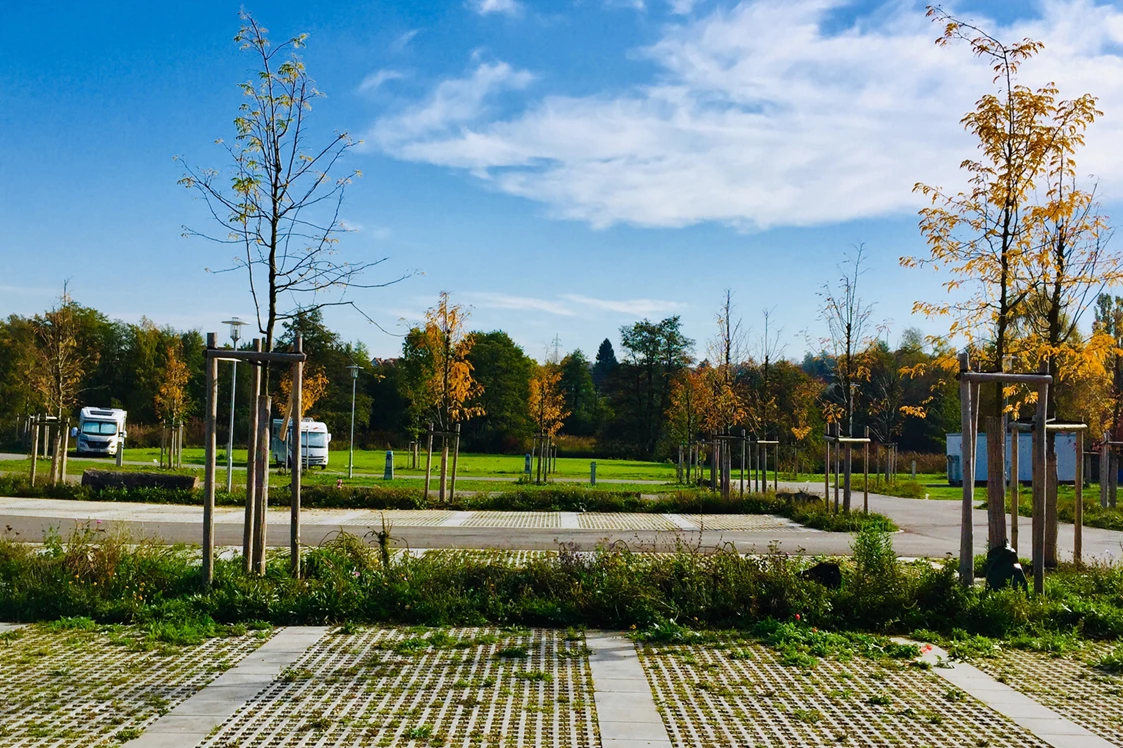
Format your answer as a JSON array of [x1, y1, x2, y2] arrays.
[[1, 524, 1119, 645], [0, 475, 894, 532]]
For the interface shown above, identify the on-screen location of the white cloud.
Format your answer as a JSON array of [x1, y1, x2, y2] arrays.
[[561, 294, 687, 317], [371, 0, 1123, 230], [667, 0, 700, 13], [358, 69, 404, 93], [372, 62, 535, 150], [394, 29, 420, 51], [469, 0, 521, 16], [466, 292, 577, 316]]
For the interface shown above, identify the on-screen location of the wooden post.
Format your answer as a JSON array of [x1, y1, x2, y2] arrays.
[[203, 333, 219, 588], [449, 423, 461, 501], [1009, 427, 1020, 553], [1101, 440, 1109, 508], [986, 416, 1006, 550], [439, 432, 449, 501], [958, 351, 975, 587], [773, 446, 779, 492], [1075, 428, 1084, 566], [252, 395, 270, 574], [243, 340, 261, 573], [833, 428, 840, 514], [28, 416, 39, 486], [863, 426, 870, 514], [823, 438, 830, 503], [290, 334, 303, 577], [1045, 435, 1058, 569], [843, 442, 852, 513], [423, 423, 434, 500], [1032, 371, 1049, 595], [1111, 452, 1118, 509], [60, 419, 69, 482]]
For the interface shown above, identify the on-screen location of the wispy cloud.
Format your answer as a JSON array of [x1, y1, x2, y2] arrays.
[[469, 0, 521, 16], [372, 0, 1123, 230], [358, 69, 404, 93], [561, 294, 686, 317], [666, 0, 699, 14], [393, 29, 420, 51], [466, 292, 576, 316]]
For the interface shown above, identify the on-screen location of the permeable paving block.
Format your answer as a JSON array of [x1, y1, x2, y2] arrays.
[[636, 637, 1051, 748], [460, 512, 562, 529], [679, 515, 806, 532], [423, 549, 557, 566], [577, 513, 679, 531], [341, 510, 456, 527], [967, 641, 1123, 746], [0, 623, 270, 747], [200, 626, 598, 747]]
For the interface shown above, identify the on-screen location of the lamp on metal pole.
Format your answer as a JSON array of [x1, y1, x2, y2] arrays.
[[222, 317, 248, 493], [347, 364, 361, 479]]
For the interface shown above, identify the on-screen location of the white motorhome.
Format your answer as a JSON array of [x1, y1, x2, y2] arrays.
[[74, 407, 128, 456], [271, 418, 331, 469]]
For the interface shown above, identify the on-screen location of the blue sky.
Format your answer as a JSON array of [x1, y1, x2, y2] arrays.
[[3, 0, 1123, 362]]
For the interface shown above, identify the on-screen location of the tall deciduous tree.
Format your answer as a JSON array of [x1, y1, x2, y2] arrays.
[[154, 342, 191, 426], [420, 292, 484, 430], [529, 365, 569, 438], [818, 245, 875, 436], [178, 11, 394, 359]]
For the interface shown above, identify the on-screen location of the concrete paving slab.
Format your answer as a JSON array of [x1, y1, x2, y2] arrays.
[[0, 622, 26, 634], [123, 625, 329, 748], [586, 632, 673, 748]]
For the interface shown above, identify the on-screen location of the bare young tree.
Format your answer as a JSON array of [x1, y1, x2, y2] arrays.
[[819, 244, 875, 437], [757, 307, 785, 440], [177, 11, 398, 357]]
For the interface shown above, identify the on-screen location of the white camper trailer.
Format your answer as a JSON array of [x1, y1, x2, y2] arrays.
[[946, 431, 1076, 486], [74, 407, 127, 456], [271, 418, 331, 469]]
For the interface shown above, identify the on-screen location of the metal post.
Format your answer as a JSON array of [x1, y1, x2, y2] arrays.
[[833, 426, 840, 514], [348, 365, 359, 479], [384, 450, 394, 480], [823, 438, 829, 503], [1075, 428, 1084, 566], [843, 442, 852, 512], [1032, 372, 1049, 594], [590, 460, 597, 486], [203, 333, 219, 588], [290, 334, 302, 577], [958, 352, 974, 587], [226, 358, 237, 493]]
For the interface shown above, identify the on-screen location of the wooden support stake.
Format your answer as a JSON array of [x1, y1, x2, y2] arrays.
[[843, 442, 852, 513], [1032, 374, 1049, 595], [863, 426, 870, 514], [986, 416, 1006, 550], [290, 334, 302, 577], [202, 333, 219, 588], [833, 427, 840, 514], [1101, 440, 1109, 508], [423, 423, 433, 500], [243, 340, 261, 573], [823, 439, 830, 504], [28, 416, 38, 487], [1010, 427, 1020, 553], [449, 423, 461, 502], [60, 419, 69, 482], [1045, 436, 1058, 569], [1075, 428, 1084, 566], [252, 395, 270, 575], [958, 352, 975, 587]]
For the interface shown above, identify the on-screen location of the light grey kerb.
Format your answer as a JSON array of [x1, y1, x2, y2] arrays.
[[903, 639, 1116, 748], [124, 625, 328, 748], [0, 622, 26, 634], [586, 631, 673, 748]]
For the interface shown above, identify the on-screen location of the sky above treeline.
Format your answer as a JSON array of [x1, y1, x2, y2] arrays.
[[4, 0, 1123, 362]]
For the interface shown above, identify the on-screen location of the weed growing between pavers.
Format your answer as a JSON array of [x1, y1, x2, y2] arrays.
[[635, 632, 1051, 748], [4, 525, 1123, 644], [199, 627, 597, 748], [0, 620, 269, 747]]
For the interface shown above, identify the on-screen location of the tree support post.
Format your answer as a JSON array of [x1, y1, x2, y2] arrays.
[[423, 423, 434, 500], [290, 334, 303, 577], [449, 423, 461, 502], [252, 395, 271, 574], [823, 438, 829, 504], [202, 333, 219, 588], [1009, 425, 1020, 553], [1045, 436, 1058, 569], [1100, 440, 1109, 508], [958, 352, 975, 587], [1075, 428, 1084, 566], [863, 426, 870, 513], [28, 415, 39, 486], [1032, 371, 1049, 595]]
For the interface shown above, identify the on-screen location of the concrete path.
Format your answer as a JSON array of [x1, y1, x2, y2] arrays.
[[910, 640, 1116, 748], [586, 632, 673, 748], [123, 626, 328, 748]]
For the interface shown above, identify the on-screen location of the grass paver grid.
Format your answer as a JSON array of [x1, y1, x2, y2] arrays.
[[577, 513, 677, 531], [0, 625, 269, 748], [967, 642, 1123, 746], [200, 627, 598, 747], [636, 639, 1051, 748], [460, 512, 562, 529], [340, 510, 456, 527], [425, 549, 557, 566], [681, 515, 805, 533]]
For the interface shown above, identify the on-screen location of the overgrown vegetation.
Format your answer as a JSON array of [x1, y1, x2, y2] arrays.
[[2, 525, 1120, 646]]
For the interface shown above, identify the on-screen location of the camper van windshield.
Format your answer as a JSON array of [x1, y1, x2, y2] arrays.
[[303, 432, 327, 448], [81, 422, 118, 436]]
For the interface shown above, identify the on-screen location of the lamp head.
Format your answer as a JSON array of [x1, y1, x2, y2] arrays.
[[222, 317, 247, 345]]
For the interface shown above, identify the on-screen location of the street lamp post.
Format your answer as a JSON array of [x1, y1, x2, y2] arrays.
[[347, 364, 361, 479], [222, 317, 248, 493]]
